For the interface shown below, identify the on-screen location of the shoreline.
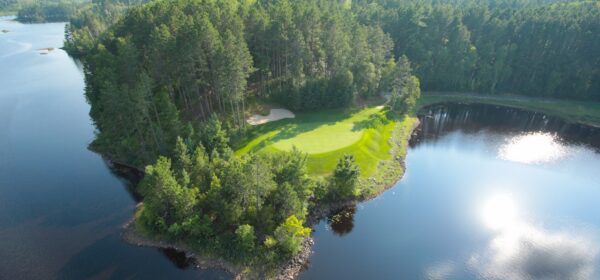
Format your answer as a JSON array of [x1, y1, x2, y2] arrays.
[[121, 206, 244, 278], [418, 92, 600, 128], [118, 115, 422, 279], [117, 95, 599, 279], [121, 205, 315, 280]]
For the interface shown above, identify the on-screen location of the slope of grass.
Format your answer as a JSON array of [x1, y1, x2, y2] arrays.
[[417, 92, 600, 127], [236, 107, 400, 177]]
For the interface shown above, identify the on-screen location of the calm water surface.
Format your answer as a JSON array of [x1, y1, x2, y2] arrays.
[[300, 104, 600, 279], [0, 17, 229, 279], [3, 18, 600, 280]]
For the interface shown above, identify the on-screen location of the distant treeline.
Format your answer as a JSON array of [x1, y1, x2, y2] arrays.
[[355, 0, 600, 99], [3, 0, 87, 22]]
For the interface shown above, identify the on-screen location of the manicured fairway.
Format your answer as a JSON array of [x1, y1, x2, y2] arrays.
[[236, 107, 396, 177]]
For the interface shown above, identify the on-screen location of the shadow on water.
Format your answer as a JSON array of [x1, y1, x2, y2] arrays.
[[57, 234, 230, 280], [327, 206, 357, 236], [161, 248, 195, 269], [103, 160, 145, 202], [411, 103, 600, 150]]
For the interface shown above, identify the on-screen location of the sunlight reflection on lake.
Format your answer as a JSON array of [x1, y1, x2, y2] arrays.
[[499, 132, 567, 164], [472, 193, 598, 280], [300, 104, 600, 280], [481, 193, 519, 231]]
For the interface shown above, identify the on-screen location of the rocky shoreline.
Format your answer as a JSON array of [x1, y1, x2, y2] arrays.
[[121, 209, 245, 278], [120, 116, 421, 279], [121, 210, 315, 280]]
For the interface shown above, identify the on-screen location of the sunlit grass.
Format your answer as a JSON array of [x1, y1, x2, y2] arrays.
[[235, 107, 397, 177]]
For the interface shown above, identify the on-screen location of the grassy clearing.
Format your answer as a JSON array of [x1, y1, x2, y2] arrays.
[[417, 92, 600, 127], [236, 107, 408, 178]]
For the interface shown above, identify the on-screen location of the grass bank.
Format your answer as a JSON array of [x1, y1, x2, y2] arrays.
[[417, 92, 600, 127]]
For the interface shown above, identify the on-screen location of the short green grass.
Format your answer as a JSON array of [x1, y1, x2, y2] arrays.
[[236, 107, 397, 177]]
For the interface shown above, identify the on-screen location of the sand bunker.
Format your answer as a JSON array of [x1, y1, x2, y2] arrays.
[[247, 108, 295, 125]]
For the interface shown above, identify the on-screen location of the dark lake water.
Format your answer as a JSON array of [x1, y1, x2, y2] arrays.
[[3, 18, 600, 280], [0, 17, 229, 279]]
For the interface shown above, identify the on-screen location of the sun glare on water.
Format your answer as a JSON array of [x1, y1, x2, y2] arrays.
[[481, 194, 519, 231], [499, 132, 567, 164]]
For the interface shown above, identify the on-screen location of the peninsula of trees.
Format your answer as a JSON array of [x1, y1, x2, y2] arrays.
[[62, 0, 600, 276]]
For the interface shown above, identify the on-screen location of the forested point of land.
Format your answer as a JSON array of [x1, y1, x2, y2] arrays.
[[58, 0, 600, 275]]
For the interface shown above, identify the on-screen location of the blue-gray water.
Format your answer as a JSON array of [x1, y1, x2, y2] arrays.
[[2, 18, 600, 280], [0, 17, 228, 279]]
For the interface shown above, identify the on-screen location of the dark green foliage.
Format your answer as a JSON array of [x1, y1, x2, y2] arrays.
[[331, 154, 360, 199], [16, 1, 78, 23], [70, 0, 420, 168], [354, 0, 600, 100], [78, 0, 253, 166], [248, 0, 395, 111], [199, 115, 231, 159], [2, 0, 85, 19], [234, 224, 256, 262], [385, 56, 421, 113], [139, 135, 314, 267]]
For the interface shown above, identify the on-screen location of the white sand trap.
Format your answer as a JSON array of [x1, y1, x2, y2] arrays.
[[247, 108, 295, 125]]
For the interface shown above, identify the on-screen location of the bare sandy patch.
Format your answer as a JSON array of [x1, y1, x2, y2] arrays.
[[247, 108, 295, 125]]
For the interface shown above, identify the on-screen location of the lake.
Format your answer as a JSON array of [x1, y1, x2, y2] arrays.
[[300, 104, 600, 279], [2, 18, 599, 280], [0, 17, 229, 279]]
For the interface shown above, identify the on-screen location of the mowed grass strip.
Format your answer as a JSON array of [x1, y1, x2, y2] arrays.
[[235, 107, 395, 177]]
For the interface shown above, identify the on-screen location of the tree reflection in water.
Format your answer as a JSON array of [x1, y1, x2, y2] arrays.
[[327, 206, 357, 236]]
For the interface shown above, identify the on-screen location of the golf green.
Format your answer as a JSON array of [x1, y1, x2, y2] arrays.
[[236, 107, 396, 176]]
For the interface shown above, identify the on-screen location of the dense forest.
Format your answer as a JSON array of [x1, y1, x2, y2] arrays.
[[71, 0, 417, 166], [355, 0, 600, 99], [138, 132, 363, 271], [61, 0, 600, 273]]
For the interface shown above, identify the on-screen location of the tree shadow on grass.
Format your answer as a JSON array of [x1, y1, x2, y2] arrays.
[[266, 110, 355, 144], [241, 108, 389, 152], [351, 113, 390, 131]]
